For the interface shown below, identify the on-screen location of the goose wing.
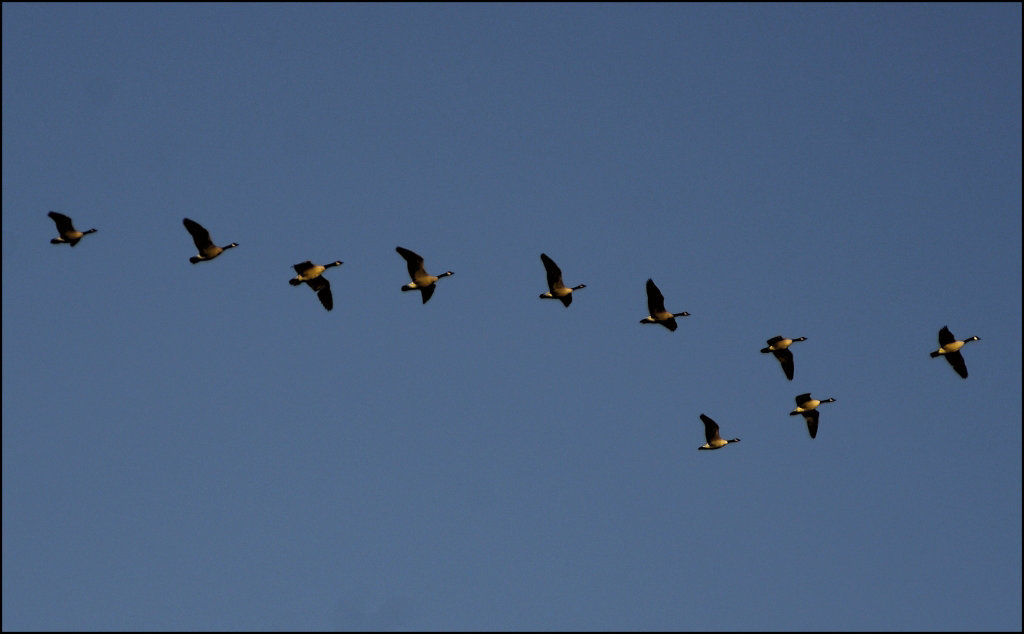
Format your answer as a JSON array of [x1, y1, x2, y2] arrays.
[[540, 253, 565, 291], [310, 278, 333, 311], [48, 211, 75, 234], [773, 348, 795, 380], [802, 409, 820, 439], [396, 246, 426, 280], [419, 284, 436, 304], [944, 350, 968, 378], [699, 414, 721, 443], [183, 218, 214, 250], [937, 325, 956, 347], [645, 278, 667, 316]]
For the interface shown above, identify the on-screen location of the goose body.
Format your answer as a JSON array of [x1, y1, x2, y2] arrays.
[[539, 253, 585, 307], [639, 278, 690, 331], [183, 218, 238, 264], [760, 335, 807, 381], [698, 413, 741, 450], [290, 260, 343, 311], [396, 246, 453, 304], [789, 392, 836, 439], [929, 325, 979, 379], [48, 211, 97, 246]]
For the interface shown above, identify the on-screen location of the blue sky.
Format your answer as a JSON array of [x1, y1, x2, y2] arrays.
[[3, 3, 1021, 631]]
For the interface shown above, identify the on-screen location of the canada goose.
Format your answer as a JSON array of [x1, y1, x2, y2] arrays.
[[48, 211, 97, 247], [182, 218, 238, 264], [930, 325, 980, 379], [698, 413, 741, 450], [789, 393, 836, 439], [396, 246, 453, 304], [539, 253, 586, 307], [639, 278, 690, 331], [760, 335, 807, 381], [290, 260, 343, 311]]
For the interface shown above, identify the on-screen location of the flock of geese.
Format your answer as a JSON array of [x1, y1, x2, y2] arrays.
[[47, 210, 984, 450]]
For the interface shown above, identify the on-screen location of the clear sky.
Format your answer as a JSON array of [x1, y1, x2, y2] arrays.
[[3, 3, 1021, 631]]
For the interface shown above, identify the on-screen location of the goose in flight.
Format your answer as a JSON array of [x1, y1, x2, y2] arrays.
[[290, 260, 343, 311], [760, 335, 807, 381], [48, 211, 97, 247], [789, 393, 836, 439], [697, 413, 741, 450], [639, 278, 690, 331], [538, 253, 585, 308], [182, 218, 238, 264], [929, 325, 979, 379], [396, 246, 453, 304]]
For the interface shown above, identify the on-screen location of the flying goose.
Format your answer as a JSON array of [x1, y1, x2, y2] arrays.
[[760, 335, 807, 381], [396, 246, 453, 304], [290, 260, 343, 311], [182, 218, 238, 264], [539, 253, 585, 307], [639, 278, 690, 331], [48, 211, 97, 246], [929, 325, 980, 379], [698, 413, 741, 450], [789, 393, 836, 439]]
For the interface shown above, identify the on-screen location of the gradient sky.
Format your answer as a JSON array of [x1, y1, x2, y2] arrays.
[[3, 3, 1021, 631]]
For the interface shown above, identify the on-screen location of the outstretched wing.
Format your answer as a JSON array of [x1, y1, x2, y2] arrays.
[[183, 218, 214, 250], [312, 279, 333, 311], [937, 326, 956, 347], [396, 246, 425, 280], [773, 348, 795, 380], [803, 410, 820, 439], [699, 414, 720, 443], [646, 278, 666, 316], [48, 211, 75, 234], [540, 253, 564, 291], [944, 350, 968, 379]]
